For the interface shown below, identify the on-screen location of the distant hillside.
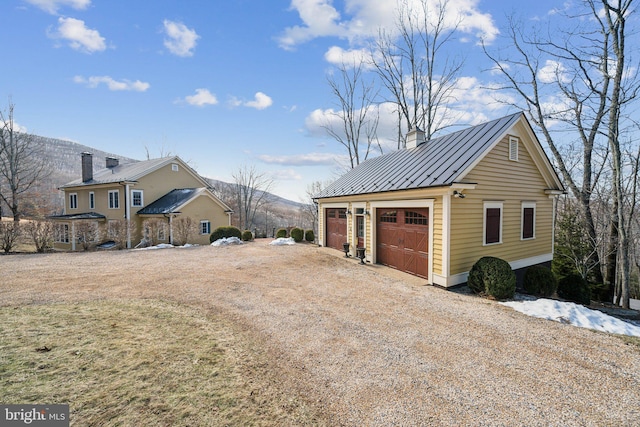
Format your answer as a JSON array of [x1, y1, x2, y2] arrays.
[[33, 135, 137, 184]]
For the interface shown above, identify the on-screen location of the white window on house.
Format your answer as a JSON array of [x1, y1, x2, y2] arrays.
[[55, 223, 69, 243], [89, 192, 95, 210], [108, 190, 120, 209], [131, 190, 144, 207], [172, 164, 179, 172], [69, 193, 78, 210], [107, 220, 118, 239], [521, 202, 536, 240], [509, 137, 519, 161], [158, 225, 166, 241], [483, 201, 503, 245], [200, 220, 211, 235]]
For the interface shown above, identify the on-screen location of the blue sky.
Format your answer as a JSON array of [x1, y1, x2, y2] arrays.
[[3, 0, 566, 201]]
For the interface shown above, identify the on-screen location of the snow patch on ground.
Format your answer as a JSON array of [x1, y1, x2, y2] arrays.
[[269, 237, 296, 246], [501, 298, 640, 337], [211, 237, 243, 247]]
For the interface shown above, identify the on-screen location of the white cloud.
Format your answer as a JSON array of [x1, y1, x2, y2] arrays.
[[245, 92, 273, 110], [163, 20, 199, 57], [184, 88, 218, 106], [538, 60, 570, 84], [24, 0, 90, 14], [74, 75, 150, 91], [324, 46, 373, 68], [269, 169, 303, 181], [52, 17, 106, 53], [279, 0, 499, 49], [258, 152, 340, 166]]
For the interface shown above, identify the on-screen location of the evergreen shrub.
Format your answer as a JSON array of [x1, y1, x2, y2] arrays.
[[275, 228, 287, 238], [290, 227, 304, 242], [467, 256, 516, 300], [523, 265, 558, 297], [241, 230, 253, 241], [305, 229, 315, 242], [557, 273, 591, 305], [209, 226, 242, 243]]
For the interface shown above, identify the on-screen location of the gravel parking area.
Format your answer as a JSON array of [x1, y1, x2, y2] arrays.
[[2, 240, 640, 426]]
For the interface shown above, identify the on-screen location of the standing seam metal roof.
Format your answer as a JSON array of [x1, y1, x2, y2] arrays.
[[315, 112, 523, 199]]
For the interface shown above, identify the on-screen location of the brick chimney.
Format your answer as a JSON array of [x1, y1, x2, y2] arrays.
[[406, 127, 426, 149], [106, 157, 119, 168], [81, 152, 93, 182]]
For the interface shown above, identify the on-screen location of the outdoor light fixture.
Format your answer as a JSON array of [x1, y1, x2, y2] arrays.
[[346, 209, 352, 215], [453, 190, 466, 198], [364, 210, 370, 216]]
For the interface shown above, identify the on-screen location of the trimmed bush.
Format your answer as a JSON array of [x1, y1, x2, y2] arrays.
[[557, 273, 591, 305], [290, 227, 304, 242], [275, 228, 287, 238], [241, 230, 253, 241], [523, 265, 558, 297], [210, 226, 242, 243], [467, 256, 516, 300], [305, 229, 315, 242]]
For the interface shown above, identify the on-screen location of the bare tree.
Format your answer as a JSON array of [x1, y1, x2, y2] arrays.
[[372, 0, 464, 148], [173, 216, 197, 246], [142, 218, 166, 247], [300, 180, 332, 238], [108, 219, 137, 249], [0, 100, 50, 221], [232, 165, 274, 231], [25, 220, 54, 253], [0, 220, 21, 252], [485, 0, 639, 307], [75, 220, 101, 251], [323, 60, 382, 168]]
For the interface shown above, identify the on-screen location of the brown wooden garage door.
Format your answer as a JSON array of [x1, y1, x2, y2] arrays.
[[325, 208, 347, 251], [376, 208, 429, 278]]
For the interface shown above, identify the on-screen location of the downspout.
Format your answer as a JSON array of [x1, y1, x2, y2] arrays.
[[124, 183, 131, 248]]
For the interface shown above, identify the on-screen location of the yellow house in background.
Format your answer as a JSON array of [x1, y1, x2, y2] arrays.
[[314, 112, 565, 288], [50, 154, 233, 250]]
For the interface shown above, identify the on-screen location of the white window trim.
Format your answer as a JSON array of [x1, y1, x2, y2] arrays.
[[483, 201, 503, 246], [172, 164, 179, 172], [509, 137, 519, 161], [69, 193, 78, 210], [521, 201, 536, 240], [108, 190, 120, 209], [131, 189, 144, 208], [200, 220, 211, 235], [89, 191, 95, 210]]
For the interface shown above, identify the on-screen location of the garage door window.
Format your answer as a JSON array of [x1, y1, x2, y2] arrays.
[[380, 210, 397, 223], [405, 210, 428, 225]]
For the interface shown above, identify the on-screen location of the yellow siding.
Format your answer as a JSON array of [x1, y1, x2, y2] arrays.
[[449, 134, 554, 275], [178, 194, 230, 245], [432, 196, 443, 276]]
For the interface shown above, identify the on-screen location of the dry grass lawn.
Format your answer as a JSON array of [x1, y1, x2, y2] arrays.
[[2, 240, 640, 426]]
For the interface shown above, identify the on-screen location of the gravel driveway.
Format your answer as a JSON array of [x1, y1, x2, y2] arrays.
[[2, 240, 640, 426]]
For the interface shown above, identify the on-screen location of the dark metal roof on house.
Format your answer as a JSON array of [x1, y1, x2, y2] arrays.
[[136, 188, 201, 215], [48, 212, 106, 220], [315, 112, 524, 199]]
